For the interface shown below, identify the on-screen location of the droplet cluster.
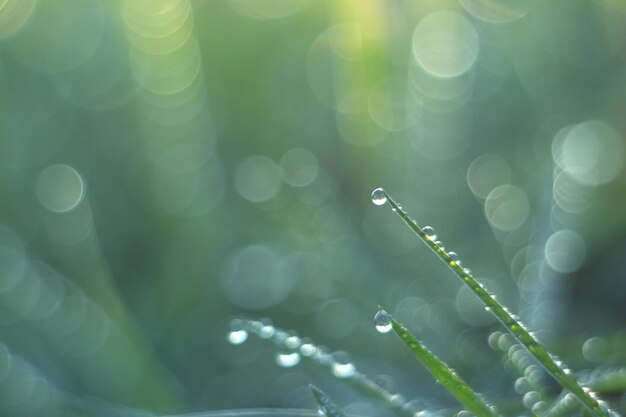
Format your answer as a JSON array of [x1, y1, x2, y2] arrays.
[[226, 317, 417, 416]]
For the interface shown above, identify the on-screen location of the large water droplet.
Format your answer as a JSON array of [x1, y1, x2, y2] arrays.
[[371, 188, 387, 206], [448, 251, 459, 263], [422, 226, 436, 241], [276, 351, 301, 367], [374, 309, 392, 333]]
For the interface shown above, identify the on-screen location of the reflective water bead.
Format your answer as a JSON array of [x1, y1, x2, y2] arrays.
[[331, 351, 356, 378], [259, 319, 275, 339], [300, 339, 317, 357], [285, 332, 301, 349], [374, 309, 392, 333], [275, 351, 301, 367], [422, 226, 436, 241], [448, 252, 459, 262], [227, 319, 248, 345], [227, 329, 248, 345], [463, 268, 471, 275], [434, 241, 445, 251], [371, 188, 387, 206]]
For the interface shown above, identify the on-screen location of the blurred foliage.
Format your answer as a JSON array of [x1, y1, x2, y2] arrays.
[[1, 0, 626, 416]]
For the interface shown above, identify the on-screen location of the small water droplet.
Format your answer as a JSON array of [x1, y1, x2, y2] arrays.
[[371, 188, 387, 206], [390, 394, 405, 407], [300, 340, 317, 357], [422, 226, 436, 241], [514, 377, 530, 394], [374, 309, 392, 333], [463, 268, 471, 275], [531, 401, 547, 414], [227, 319, 248, 345], [259, 319, 275, 339], [433, 241, 445, 251], [227, 330, 248, 345], [523, 391, 541, 408], [330, 351, 356, 378], [285, 332, 301, 349], [275, 351, 301, 367], [448, 251, 459, 263]]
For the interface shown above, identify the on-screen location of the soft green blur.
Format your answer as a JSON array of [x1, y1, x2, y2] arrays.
[[1, 0, 626, 416]]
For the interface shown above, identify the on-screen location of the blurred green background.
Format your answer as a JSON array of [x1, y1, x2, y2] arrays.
[[1, 0, 626, 416]]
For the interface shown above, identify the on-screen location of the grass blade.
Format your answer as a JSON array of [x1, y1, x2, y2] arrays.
[[380, 308, 499, 417], [309, 385, 347, 417], [376, 188, 615, 417]]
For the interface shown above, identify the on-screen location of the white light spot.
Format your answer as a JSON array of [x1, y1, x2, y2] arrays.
[[235, 156, 282, 202], [412, 12, 479, 78], [35, 164, 85, 213], [484, 185, 530, 231], [544, 229, 585, 273]]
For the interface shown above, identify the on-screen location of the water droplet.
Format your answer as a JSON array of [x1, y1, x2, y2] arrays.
[[227, 329, 248, 345], [523, 391, 540, 408], [488, 331, 503, 350], [371, 188, 387, 206], [300, 338, 317, 357], [331, 351, 356, 378], [531, 401, 547, 414], [422, 226, 436, 241], [433, 241, 445, 251], [374, 309, 392, 333], [463, 268, 471, 275], [390, 394, 406, 407], [448, 251, 459, 263], [226, 319, 248, 345], [275, 351, 301, 367], [514, 377, 529, 394], [285, 332, 301, 349], [259, 319, 275, 339]]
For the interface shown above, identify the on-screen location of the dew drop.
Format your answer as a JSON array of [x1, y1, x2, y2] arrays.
[[448, 251, 459, 263], [300, 340, 317, 357], [523, 391, 541, 408], [390, 394, 406, 407], [422, 226, 436, 241], [275, 351, 301, 367], [434, 241, 445, 251], [259, 319, 275, 339], [331, 350, 356, 378], [227, 330, 248, 345], [285, 333, 302, 349], [371, 188, 387, 206], [531, 401, 547, 414], [227, 319, 249, 345], [374, 309, 392, 333], [463, 268, 471, 275]]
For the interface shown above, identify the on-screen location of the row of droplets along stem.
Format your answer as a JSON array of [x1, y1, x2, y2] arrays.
[[374, 307, 500, 417], [226, 317, 421, 417], [371, 188, 619, 417], [488, 331, 551, 414]]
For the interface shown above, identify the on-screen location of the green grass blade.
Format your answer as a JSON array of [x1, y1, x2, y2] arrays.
[[309, 385, 347, 417], [380, 309, 499, 417], [377, 188, 615, 417]]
